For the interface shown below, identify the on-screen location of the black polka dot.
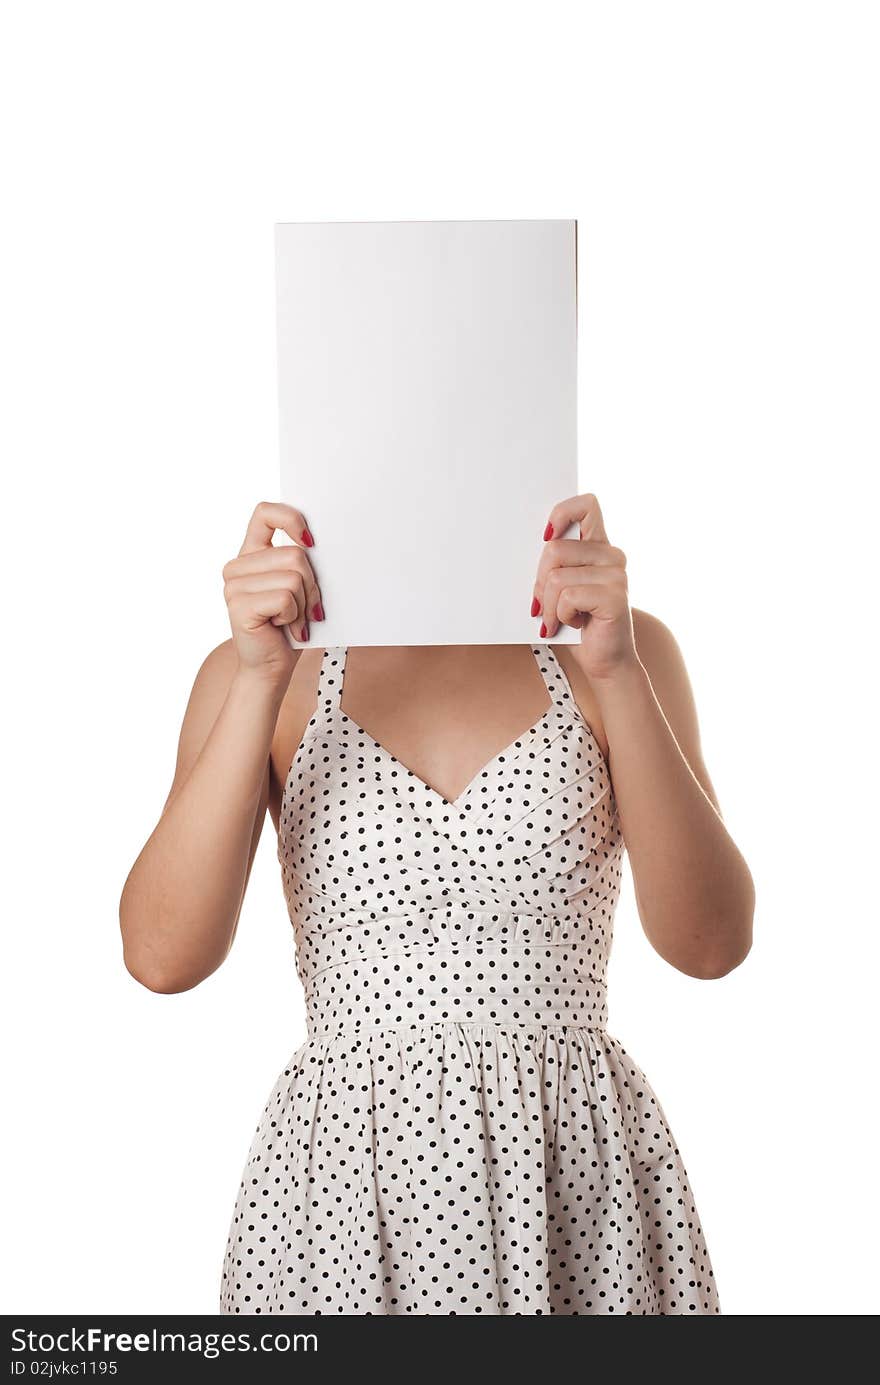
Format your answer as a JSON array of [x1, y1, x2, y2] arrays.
[[219, 645, 719, 1315]]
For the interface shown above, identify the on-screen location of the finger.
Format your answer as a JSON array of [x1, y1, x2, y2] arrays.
[[239, 500, 315, 556], [541, 568, 627, 637], [223, 545, 325, 620], [224, 568, 306, 612], [229, 588, 308, 640], [533, 540, 625, 604], [543, 492, 609, 544], [554, 582, 615, 634], [270, 565, 321, 625], [538, 583, 612, 639], [225, 543, 313, 581]]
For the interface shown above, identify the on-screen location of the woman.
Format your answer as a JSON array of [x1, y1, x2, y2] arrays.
[[120, 492, 754, 1315]]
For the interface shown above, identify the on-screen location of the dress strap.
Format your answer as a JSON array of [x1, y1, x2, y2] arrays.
[[530, 642, 581, 717], [316, 646, 349, 712]]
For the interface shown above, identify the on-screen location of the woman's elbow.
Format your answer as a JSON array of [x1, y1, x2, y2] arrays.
[[119, 908, 212, 994], [119, 883, 220, 994], [686, 934, 752, 980], [122, 944, 200, 994], [684, 900, 754, 979], [689, 869, 756, 979]]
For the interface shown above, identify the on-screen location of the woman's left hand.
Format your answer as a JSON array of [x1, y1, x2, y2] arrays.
[[531, 493, 640, 684]]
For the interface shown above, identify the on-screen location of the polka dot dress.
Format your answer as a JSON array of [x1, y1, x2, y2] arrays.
[[219, 645, 720, 1315]]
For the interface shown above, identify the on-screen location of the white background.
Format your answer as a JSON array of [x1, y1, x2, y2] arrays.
[[1, 1, 877, 1316]]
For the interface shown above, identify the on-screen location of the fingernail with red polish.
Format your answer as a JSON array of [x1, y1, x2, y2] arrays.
[[312, 601, 325, 621], [300, 625, 309, 642], [530, 596, 541, 617], [543, 522, 554, 541], [301, 528, 314, 548], [539, 622, 548, 638]]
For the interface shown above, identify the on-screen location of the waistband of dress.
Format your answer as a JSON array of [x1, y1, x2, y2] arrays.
[[301, 942, 608, 1041]]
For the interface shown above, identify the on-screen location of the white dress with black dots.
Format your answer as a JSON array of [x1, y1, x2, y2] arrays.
[[219, 644, 720, 1315]]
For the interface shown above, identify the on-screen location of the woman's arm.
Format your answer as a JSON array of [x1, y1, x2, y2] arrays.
[[592, 610, 754, 978], [535, 493, 754, 980], [119, 501, 322, 993], [119, 645, 293, 992]]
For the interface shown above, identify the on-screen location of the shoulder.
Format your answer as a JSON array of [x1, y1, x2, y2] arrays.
[[552, 609, 715, 796], [171, 640, 326, 795], [188, 639, 325, 709], [631, 607, 684, 664], [193, 636, 238, 687], [177, 638, 238, 725], [550, 607, 688, 707], [630, 608, 720, 809], [629, 607, 697, 713]]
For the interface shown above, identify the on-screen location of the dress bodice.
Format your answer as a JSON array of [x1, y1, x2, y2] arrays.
[[276, 645, 624, 1038]]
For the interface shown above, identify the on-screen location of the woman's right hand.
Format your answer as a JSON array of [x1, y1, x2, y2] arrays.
[[222, 501, 324, 683]]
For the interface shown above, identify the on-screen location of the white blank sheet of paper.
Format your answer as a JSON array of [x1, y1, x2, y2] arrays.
[[275, 219, 578, 646]]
